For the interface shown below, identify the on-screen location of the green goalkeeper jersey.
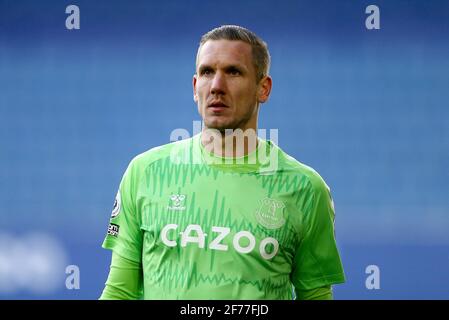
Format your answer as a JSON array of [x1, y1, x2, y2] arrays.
[[102, 133, 345, 299]]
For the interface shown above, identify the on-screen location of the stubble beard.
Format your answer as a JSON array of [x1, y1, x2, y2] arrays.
[[202, 103, 258, 134]]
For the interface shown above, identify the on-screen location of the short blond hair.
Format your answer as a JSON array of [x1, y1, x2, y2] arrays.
[[196, 25, 271, 82]]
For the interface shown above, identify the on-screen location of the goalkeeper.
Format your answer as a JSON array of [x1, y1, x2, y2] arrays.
[[100, 25, 345, 300]]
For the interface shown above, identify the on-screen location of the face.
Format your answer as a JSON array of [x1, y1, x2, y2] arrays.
[[193, 40, 271, 132]]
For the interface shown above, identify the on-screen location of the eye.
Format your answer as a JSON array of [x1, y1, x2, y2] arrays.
[[227, 67, 242, 76], [200, 67, 213, 76]]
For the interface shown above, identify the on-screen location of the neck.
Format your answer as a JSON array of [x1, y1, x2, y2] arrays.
[[201, 126, 259, 158]]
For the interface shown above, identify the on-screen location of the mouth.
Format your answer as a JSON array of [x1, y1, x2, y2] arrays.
[[207, 102, 229, 112]]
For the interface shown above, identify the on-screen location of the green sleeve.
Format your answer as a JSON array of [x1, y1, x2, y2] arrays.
[[295, 285, 333, 300], [100, 251, 143, 300], [102, 158, 143, 263], [290, 177, 346, 291]]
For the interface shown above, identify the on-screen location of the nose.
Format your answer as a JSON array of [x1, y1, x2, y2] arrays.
[[210, 71, 226, 96]]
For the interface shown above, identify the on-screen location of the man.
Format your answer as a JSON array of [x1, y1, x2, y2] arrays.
[[100, 25, 345, 300]]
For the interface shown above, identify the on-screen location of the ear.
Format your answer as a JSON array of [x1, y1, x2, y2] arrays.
[[257, 76, 272, 103], [193, 74, 198, 102]]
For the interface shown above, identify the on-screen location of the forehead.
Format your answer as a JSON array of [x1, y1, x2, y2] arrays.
[[197, 39, 254, 69]]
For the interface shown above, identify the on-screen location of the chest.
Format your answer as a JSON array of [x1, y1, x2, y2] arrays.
[[138, 171, 302, 263]]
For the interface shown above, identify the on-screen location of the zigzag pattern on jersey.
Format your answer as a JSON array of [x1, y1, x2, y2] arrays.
[[256, 169, 312, 199], [144, 155, 316, 207], [149, 260, 292, 300], [143, 156, 220, 197], [141, 189, 300, 271], [143, 147, 315, 188], [256, 169, 317, 218]]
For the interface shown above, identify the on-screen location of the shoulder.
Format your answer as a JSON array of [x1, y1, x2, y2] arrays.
[[275, 144, 331, 195], [125, 136, 195, 174]]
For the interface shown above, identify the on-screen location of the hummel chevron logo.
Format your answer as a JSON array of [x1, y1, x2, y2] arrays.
[[168, 194, 186, 211]]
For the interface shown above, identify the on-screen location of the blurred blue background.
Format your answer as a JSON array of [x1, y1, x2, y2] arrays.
[[1, 0, 448, 299]]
